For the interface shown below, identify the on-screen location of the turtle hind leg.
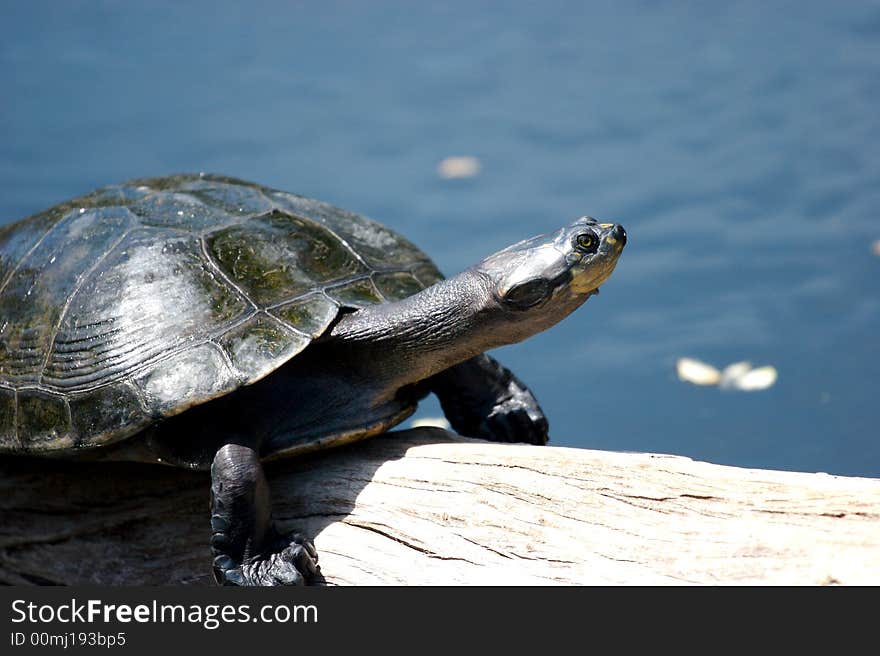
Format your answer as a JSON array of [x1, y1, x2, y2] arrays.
[[210, 443, 319, 586], [429, 353, 549, 445]]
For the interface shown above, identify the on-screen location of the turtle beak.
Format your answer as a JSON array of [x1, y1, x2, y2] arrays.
[[603, 224, 627, 250]]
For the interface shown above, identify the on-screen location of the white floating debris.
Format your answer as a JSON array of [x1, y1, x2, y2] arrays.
[[872, 240, 880, 257], [728, 365, 778, 391], [718, 361, 753, 390], [437, 156, 481, 179], [410, 416, 452, 430], [676, 357, 721, 386], [677, 357, 778, 392]]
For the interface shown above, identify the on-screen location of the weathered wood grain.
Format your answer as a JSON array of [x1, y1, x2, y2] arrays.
[[1, 428, 878, 585]]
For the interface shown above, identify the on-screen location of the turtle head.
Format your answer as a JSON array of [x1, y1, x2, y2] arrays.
[[474, 217, 626, 341], [329, 215, 626, 385]]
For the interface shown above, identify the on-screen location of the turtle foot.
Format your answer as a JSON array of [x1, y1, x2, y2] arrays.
[[482, 384, 549, 445], [210, 443, 320, 586], [213, 531, 319, 586], [432, 354, 549, 445]]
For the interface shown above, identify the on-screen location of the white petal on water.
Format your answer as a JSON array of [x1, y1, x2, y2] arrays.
[[676, 357, 778, 392], [437, 156, 481, 179], [718, 361, 753, 390], [728, 365, 778, 391], [410, 416, 452, 430], [675, 357, 721, 385]]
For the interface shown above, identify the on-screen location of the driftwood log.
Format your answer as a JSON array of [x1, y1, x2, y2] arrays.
[[1, 427, 878, 585]]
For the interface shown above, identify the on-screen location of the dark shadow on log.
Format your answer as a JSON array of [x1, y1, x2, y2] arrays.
[[0, 427, 459, 586], [3, 427, 879, 585]]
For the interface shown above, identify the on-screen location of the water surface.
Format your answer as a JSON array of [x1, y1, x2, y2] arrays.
[[1, 1, 878, 475]]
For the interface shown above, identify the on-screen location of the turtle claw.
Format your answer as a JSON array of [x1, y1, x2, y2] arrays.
[[484, 395, 549, 445], [478, 358, 549, 445], [214, 532, 319, 587]]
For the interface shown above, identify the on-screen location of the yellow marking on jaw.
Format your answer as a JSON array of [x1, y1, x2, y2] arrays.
[[570, 269, 597, 294], [599, 223, 614, 228], [606, 236, 617, 245]]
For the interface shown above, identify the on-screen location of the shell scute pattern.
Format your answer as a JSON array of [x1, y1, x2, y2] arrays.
[[0, 174, 442, 453], [216, 314, 311, 381], [41, 228, 252, 390], [204, 210, 367, 306], [270, 294, 338, 338], [0, 207, 135, 385], [268, 190, 432, 271], [0, 387, 16, 447]]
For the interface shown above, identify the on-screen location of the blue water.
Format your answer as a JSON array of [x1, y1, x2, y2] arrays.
[[2, 1, 878, 476]]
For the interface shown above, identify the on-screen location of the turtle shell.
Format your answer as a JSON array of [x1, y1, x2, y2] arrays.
[[0, 174, 443, 454]]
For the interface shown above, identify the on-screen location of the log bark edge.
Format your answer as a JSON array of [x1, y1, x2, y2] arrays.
[[1, 428, 878, 585]]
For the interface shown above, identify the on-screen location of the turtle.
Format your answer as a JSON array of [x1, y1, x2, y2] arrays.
[[0, 173, 626, 585]]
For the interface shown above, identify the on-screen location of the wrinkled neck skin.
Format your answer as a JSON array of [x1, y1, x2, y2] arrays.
[[328, 270, 507, 389], [327, 268, 595, 393]]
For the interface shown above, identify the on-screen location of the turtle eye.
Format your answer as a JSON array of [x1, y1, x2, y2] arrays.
[[574, 231, 598, 253]]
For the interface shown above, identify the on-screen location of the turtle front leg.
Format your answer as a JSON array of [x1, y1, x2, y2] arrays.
[[210, 443, 319, 586], [429, 353, 549, 445]]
